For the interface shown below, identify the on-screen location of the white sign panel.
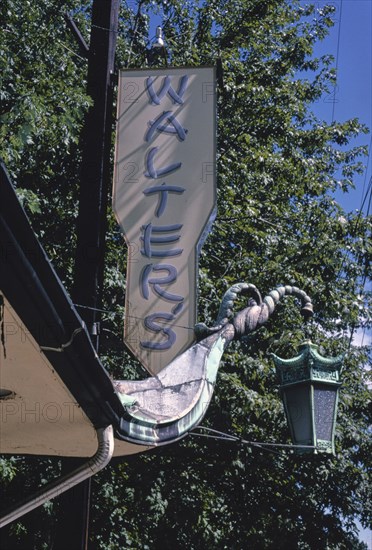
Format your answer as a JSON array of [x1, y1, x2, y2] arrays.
[[113, 67, 216, 375]]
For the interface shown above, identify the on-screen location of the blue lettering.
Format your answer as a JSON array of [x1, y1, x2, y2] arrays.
[[145, 111, 187, 142], [141, 223, 183, 258], [172, 302, 184, 315], [143, 182, 185, 217], [146, 75, 189, 105], [141, 312, 176, 350], [145, 147, 182, 179], [141, 264, 184, 302]]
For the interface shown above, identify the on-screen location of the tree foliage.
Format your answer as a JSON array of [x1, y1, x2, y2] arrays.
[[1, 0, 371, 548]]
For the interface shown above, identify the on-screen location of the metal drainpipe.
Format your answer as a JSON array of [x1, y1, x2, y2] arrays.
[[0, 425, 114, 529]]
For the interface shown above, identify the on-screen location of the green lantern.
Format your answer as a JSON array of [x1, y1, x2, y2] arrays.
[[272, 341, 343, 454]]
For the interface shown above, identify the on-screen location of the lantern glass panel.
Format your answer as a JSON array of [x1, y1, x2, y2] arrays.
[[314, 384, 337, 442], [284, 385, 313, 446]]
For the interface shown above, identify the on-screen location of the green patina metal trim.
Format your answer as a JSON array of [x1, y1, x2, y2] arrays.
[[206, 334, 225, 384], [116, 393, 138, 408], [272, 341, 344, 386], [272, 341, 343, 368]]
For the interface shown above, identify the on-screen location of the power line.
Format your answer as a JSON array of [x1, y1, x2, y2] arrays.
[[190, 426, 317, 455], [331, 0, 343, 123], [358, 135, 372, 214], [74, 303, 196, 332]]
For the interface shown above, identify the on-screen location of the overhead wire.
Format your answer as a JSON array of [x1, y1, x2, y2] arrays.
[[358, 135, 372, 214], [190, 426, 317, 455], [74, 303, 197, 332], [59, 41, 88, 61], [331, 0, 343, 124]]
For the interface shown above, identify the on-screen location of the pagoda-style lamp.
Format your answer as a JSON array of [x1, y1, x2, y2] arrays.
[[272, 341, 343, 454]]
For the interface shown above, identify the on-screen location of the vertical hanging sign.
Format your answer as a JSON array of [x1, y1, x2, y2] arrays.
[[113, 67, 216, 375]]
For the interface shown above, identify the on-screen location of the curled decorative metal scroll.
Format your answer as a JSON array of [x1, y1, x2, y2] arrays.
[[195, 284, 313, 340]]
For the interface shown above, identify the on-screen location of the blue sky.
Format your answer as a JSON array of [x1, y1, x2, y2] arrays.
[[309, 0, 372, 214]]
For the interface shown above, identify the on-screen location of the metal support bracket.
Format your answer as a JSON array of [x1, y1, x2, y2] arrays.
[[64, 13, 89, 58]]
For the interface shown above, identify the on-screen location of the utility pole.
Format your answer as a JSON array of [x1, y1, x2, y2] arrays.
[[73, 0, 119, 328], [55, 1, 119, 549]]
